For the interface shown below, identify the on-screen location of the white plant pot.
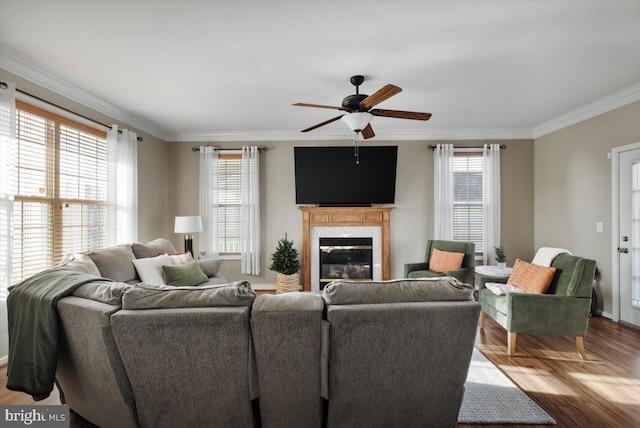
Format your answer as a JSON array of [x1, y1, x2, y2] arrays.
[[497, 262, 507, 270]]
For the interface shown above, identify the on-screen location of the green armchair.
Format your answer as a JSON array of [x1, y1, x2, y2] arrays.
[[478, 253, 596, 359], [404, 240, 476, 284]]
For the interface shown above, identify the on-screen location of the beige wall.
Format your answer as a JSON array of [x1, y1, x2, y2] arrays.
[[168, 139, 534, 284], [534, 101, 640, 316]]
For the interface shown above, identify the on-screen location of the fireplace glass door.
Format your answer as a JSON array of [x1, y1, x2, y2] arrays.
[[319, 237, 373, 289]]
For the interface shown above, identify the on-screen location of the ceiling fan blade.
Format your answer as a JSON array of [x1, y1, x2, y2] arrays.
[[293, 102, 344, 111], [361, 124, 375, 139], [360, 84, 402, 109], [301, 115, 344, 133], [371, 108, 432, 121]]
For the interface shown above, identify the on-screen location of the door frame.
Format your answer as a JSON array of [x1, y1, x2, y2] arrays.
[[611, 141, 640, 322]]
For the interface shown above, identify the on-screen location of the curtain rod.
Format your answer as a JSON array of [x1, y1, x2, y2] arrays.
[[191, 146, 269, 152], [0, 81, 143, 142], [427, 144, 506, 151]]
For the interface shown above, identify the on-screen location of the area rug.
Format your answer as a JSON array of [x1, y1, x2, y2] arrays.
[[458, 349, 556, 424]]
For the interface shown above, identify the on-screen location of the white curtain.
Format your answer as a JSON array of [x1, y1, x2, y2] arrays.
[[241, 146, 260, 275], [483, 143, 501, 265], [106, 125, 138, 246], [433, 143, 454, 240], [0, 81, 16, 331], [199, 146, 220, 259]]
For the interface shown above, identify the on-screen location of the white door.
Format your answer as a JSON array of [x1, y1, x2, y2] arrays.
[[618, 148, 640, 328]]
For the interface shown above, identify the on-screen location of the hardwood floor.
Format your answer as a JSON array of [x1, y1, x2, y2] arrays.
[[462, 316, 640, 428], [1, 316, 638, 428]]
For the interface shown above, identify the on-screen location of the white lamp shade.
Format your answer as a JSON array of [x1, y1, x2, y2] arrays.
[[341, 112, 373, 132], [174, 216, 203, 233]]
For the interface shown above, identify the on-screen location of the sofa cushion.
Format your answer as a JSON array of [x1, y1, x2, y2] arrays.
[[508, 258, 556, 294], [197, 259, 222, 277], [57, 253, 101, 277], [72, 280, 133, 305], [202, 276, 229, 286], [87, 245, 137, 283], [131, 238, 177, 259], [429, 248, 464, 273], [253, 292, 325, 312], [478, 288, 511, 315], [132, 254, 172, 285], [162, 260, 208, 287], [323, 277, 474, 305], [121, 281, 255, 309], [406, 270, 445, 279]]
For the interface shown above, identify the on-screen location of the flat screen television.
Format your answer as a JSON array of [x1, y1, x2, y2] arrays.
[[294, 146, 398, 206]]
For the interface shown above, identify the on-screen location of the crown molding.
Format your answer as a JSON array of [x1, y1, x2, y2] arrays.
[[3, 48, 636, 143], [0, 48, 170, 141], [169, 128, 534, 142], [532, 83, 640, 139]]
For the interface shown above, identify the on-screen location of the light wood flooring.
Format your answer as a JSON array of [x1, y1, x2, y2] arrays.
[[1, 316, 638, 428]]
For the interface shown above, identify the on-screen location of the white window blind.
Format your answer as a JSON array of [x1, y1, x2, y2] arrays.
[[11, 102, 107, 284], [217, 153, 241, 254], [453, 153, 484, 254]]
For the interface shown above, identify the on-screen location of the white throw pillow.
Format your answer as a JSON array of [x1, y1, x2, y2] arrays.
[[132, 254, 172, 285]]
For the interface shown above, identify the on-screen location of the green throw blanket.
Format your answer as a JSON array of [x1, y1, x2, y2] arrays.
[[6, 269, 105, 400]]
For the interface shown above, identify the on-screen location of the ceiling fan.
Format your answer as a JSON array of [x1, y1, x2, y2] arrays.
[[293, 75, 432, 139]]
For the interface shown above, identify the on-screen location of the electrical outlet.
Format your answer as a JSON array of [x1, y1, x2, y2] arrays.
[[597, 222, 603, 232]]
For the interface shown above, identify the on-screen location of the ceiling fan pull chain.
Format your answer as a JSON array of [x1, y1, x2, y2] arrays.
[[353, 132, 360, 164]]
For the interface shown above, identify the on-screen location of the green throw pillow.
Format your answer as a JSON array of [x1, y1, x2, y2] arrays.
[[162, 260, 208, 287]]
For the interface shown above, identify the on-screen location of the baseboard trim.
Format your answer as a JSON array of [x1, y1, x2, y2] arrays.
[[596, 310, 613, 319]]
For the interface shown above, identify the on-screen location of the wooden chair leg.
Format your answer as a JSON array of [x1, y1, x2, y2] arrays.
[[507, 332, 517, 356], [479, 311, 486, 329], [575, 336, 587, 360]]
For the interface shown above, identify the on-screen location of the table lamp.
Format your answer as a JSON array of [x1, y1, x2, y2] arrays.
[[174, 215, 203, 256]]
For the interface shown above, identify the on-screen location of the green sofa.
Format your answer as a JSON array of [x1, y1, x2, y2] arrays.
[[478, 253, 596, 359], [404, 240, 476, 284]]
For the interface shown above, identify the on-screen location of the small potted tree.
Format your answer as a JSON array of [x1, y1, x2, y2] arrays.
[[495, 245, 507, 270], [269, 234, 301, 294]]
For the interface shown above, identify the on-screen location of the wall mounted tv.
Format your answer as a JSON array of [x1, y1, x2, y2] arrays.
[[294, 146, 398, 206]]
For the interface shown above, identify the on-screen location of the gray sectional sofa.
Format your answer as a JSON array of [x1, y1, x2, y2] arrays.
[[252, 280, 481, 428], [12, 239, 480, 428]]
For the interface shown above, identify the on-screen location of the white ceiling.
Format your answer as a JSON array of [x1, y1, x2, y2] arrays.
[[0, 0, 639, 142]]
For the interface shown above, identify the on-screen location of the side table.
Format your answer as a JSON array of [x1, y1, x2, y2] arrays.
[[475, 265, 513, 280], [474, 265, 513, 292]]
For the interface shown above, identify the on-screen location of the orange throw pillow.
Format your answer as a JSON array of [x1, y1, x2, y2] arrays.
[[507, 258, 556, 294], [429, 248, 465, 274]]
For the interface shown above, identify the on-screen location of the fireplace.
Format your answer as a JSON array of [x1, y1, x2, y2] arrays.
[[299, 207, 393, 291], [319, 237, 373, 289]]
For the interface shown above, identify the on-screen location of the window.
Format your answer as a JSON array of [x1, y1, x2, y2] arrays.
[[453, 151, 483, 255], [200, 146, 261, 273], [216, 153, 241, 255], [11, 101, 107, 283]]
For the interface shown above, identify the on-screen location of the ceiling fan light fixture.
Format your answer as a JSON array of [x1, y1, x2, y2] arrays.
[[341, 112, 373, 132]]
